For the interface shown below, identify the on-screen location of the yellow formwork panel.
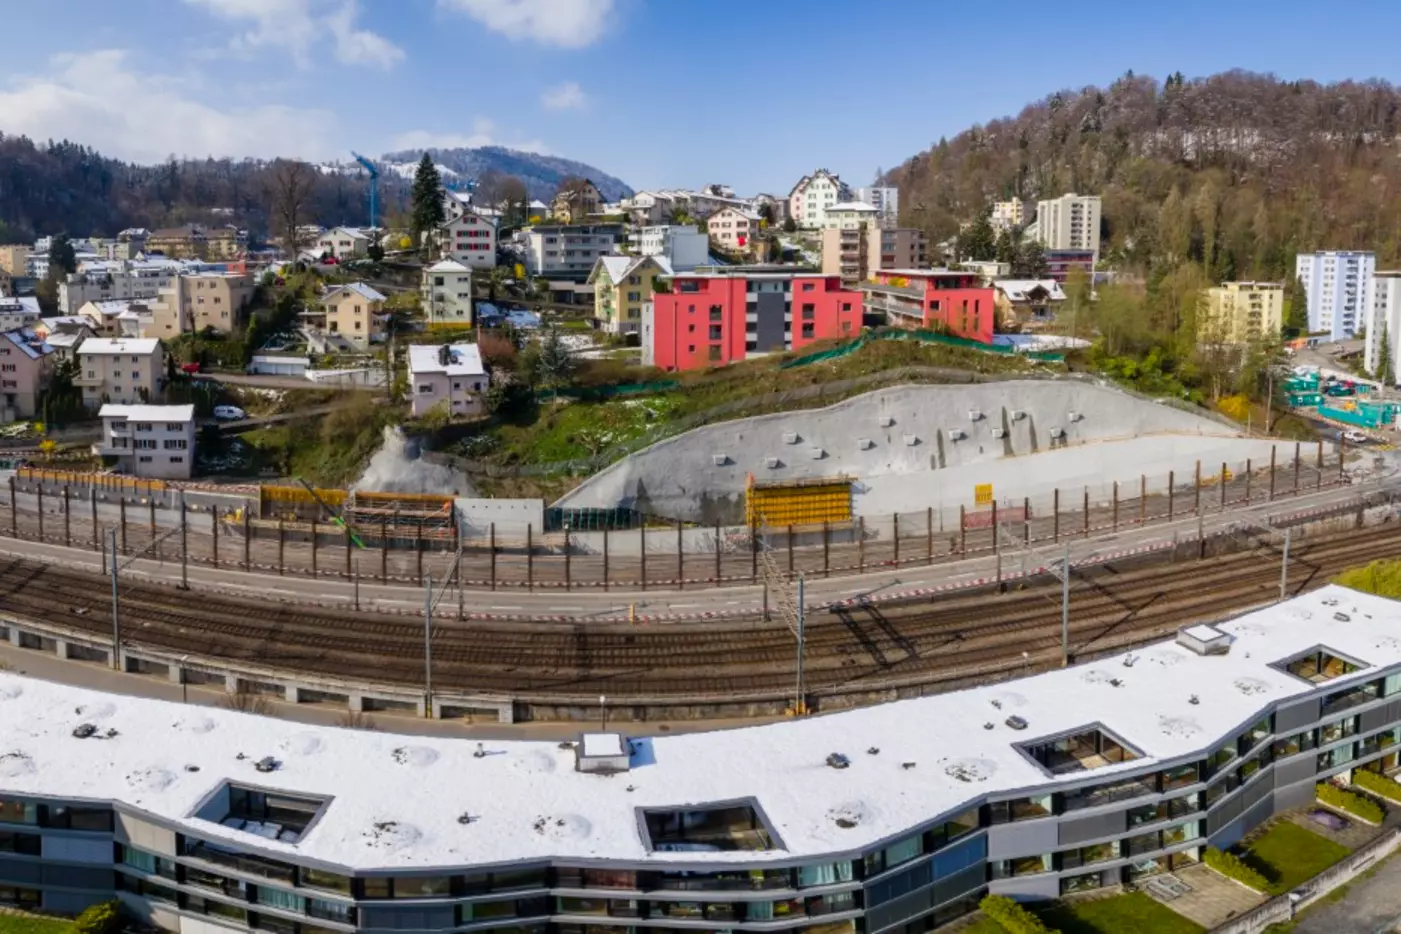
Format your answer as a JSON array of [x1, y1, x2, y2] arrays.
[[746, 475, 853, 528], [17, 467, 166, 492]]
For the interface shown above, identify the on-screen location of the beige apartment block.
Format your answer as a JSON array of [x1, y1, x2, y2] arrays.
[[76, 337, 164, 409], [1201, 281, 1284, 343], [821, 227, 927, 286], [0, 245, 29, 276], [316, 283, 387, 350], [148, 273, 254, 337]]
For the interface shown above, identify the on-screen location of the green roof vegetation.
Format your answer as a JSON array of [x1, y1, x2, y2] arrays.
[[1242, 821, 1351, 896]]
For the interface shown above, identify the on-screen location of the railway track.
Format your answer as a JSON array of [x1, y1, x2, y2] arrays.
[[3, 521, 1401, 707]]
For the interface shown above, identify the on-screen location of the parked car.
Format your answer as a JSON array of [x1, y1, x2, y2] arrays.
[[212, 405, 247, 421], [1342, 430, 1370, 444], [179, 362, 201, 375]]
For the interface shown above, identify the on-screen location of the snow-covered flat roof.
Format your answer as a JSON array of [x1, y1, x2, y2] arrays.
[[1, 585, 1399, 871], [98, 404, 195, 422], [79, 337, 160, 356]]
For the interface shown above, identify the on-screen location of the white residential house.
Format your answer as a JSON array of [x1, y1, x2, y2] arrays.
[[315, 227, 370, 260], [408, 343, 487, 419], [1297, 250, 1377, 341], [421, 260, 474, 329], [627, 225, 708, 271], [707, 207, 762, 252], [822, 202, 882, 231], [521, 224, 624, 279], [0, 296, 41, 333], [788, 169, 850, 229], [436, 212, 497, 269], [853, 186, 899, 227], [96, 404, 195, 480], [76, 337, 164, 410]]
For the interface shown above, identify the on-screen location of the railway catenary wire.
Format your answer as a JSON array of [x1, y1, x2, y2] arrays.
[[2, 522, 1400, 705]]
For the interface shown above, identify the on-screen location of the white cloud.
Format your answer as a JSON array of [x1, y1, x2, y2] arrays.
[[389, 119, 548, 155], [541, 81, 588, 111], [0, 50, 339, 162], [440, 0, 614, 48], [185, 0, 404, 69]]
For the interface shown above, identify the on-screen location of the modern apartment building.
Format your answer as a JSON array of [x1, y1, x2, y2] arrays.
[[1044, 250, 1096, 285], [146, 226, 208, 260], [437, 213, 497, 269], [589, 255, 674, 335], [0, 296, 41, 333], [307, 283, 387, 351], [407, 343, 487, 419], [95, 403, 196, 479], [627, 226, 709, 272], [522, 225, 624, 279], [75, 337, 164, 409], [788, 169, 850, 229], [822, 203, 881, 231], [58, 259, 186, 316], [147, 273, 256, 338], [1297, 251, 1377, 341], [314, 228, 371, 261], [852, 186, 899, 227], [1, 587, 1399, 932], [1200, 282, 1285, 344], [0, 328, 55, 420], [861, 269, 996, 343], [421, 260, 473, 329], [1364, 270, 1401, 381], [991, 200, 1032, 232], [643, 266, 861, 371], [820, 228, 927, 287], [1034, 194, 1102, 264]]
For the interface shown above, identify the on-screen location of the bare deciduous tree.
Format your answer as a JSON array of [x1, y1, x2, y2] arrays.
[[267, 159, 318, 255]]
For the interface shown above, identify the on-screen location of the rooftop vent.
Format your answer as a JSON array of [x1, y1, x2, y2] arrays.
[[1049, 427, 1065, 439], [254, 756, 281, 773], [1005, 715, 1029, 731], [903, 433, 919, 446], [712, 453, 729, 466], [1177, 624, 1233, 656], [992, 427, 1007, 439], [858, 438, 874, 450], [826, 753, 850, 769], [879, 415, 895, 428], [810, 447, 825, 460], [1011, 410, 1026, 421], [783, 431, 799, 445], [948, 428, 966, 441], [1069, 412, 1083, 422], [968, 409, 983, 421], [575, 732, 630, 774], [72, 723, 97, 739], [765, 456, 782, 469]]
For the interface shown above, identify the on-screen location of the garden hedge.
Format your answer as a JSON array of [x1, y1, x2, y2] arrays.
[[978, 894, 1060, 934], [1317, 781, 1386, 823], [1204, 847, 1269, 891]]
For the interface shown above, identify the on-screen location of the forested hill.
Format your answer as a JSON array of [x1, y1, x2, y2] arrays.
[[885, 70, 1401, 279], [0, 135, 390, 243]]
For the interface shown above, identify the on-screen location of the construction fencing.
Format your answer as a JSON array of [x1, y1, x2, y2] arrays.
[[0, 444, 1351, 593]]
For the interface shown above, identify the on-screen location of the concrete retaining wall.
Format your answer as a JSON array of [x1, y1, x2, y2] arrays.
[[555, 382, 1262, 523]]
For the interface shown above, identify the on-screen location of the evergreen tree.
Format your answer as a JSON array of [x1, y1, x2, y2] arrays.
[[957, 210, 996, 261], [1286, 275, 1311, 336], [994, 226, 1019, 265], [48, 233, 76, 277], [410, 154, 445, 250], [1013, 239, 1050, 278], [1378, 321, 1395, 386]]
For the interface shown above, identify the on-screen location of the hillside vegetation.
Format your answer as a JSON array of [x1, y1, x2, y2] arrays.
[[888, 70, 1401, 278]]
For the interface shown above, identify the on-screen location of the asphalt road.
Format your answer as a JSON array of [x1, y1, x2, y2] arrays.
[[1293, 851, 1401, 934]]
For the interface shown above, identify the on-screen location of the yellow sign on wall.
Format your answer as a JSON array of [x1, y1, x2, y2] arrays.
[[974, 483, 994, 506]]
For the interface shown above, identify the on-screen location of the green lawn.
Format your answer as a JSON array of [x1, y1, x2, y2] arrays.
[[0, 912, 72, 934], [954, 919, 1006, 934], [1242, 821, 1351, 895], [1034, 892, 1206, 934]]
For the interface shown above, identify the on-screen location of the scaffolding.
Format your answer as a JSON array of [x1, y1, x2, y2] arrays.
[[745, 474, 853, 529]]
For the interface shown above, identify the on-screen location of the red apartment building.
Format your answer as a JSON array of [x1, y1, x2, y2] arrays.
[[860, 269, 996, 344], [643, 266, 862, 371]]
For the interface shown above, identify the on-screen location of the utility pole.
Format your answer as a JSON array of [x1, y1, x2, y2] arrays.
[[109, 528, 120, 670], [423, 572, 433, 717], [1280, 527, 1292, 602], [756, 525, 805, 715]]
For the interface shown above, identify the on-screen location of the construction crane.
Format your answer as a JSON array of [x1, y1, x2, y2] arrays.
[[295, 477, 366, 549], [351, 152, 380, 229]]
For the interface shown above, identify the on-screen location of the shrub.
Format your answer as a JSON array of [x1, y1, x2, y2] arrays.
[[1204, 847, 1269, 891], [1318, 781, 1386, 822], [1350, 769, 1401, 802], [74, 900, 122, 934], [978, 894, 1059, 934]]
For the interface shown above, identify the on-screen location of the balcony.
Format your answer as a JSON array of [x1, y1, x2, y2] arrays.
[[74, 373, 104, 387]]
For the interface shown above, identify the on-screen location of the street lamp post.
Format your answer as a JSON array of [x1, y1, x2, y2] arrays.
[[599, 694, 607, 731], [180, 654, 190, 704]]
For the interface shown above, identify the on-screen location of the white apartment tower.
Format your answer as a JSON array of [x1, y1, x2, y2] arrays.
[[1364, 270, 1401, 382], [1296, 251, 1376, 341], [788, 169, 850, 229], [1034, 193, 1102, 263], [852, 186, 899, 227]]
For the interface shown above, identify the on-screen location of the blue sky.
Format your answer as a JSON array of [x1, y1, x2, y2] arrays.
[[5, 0, 1401, 195]]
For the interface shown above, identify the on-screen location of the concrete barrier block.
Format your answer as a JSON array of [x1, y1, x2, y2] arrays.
[[810, 447, 825, 460], [858, 438, 874, 450], [712, 453, 729, 466], [782, 431, 799, 445], [992, 427, 1008, 439], [879, 415, 895, 428], [764, 456, 782, 469], [948, 429, 965, 441]]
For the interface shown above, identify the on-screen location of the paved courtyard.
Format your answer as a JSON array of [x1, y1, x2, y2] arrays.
[[1143, 863, 1265, 929]]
